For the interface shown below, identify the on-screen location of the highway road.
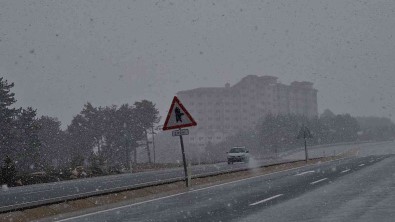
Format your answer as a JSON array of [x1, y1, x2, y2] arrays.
[[50, 153, 395, 222], [0, 141, 391, 213], [0, 157, 267, 213]]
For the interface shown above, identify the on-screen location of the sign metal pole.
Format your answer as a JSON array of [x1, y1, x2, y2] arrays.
[[163, 97, 197, 188], [179, 129, 189, 187], [298, 126, 311, 164]]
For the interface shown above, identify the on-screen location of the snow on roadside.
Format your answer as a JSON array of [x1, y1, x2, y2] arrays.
[[1, 184, 9, 191]]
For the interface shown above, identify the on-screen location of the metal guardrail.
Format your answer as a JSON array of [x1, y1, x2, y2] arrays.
[[4, 140, 386, 213], [278, 140, 377, 158], [0, 176, 184, 213], [0, 157, 323, 213]]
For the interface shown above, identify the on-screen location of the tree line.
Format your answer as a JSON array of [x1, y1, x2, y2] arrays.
[[0, 77, 160, 178], [200, 109, 394, 163], [1, 76, 394, 184]]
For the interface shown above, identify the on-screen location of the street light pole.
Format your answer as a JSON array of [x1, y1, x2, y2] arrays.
[[304, 137, 308, 163], [151, 125, 163, 164], [123, 122, 133, 172], [152, 126, 156, 164]]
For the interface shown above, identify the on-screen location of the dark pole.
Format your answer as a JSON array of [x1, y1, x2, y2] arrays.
[[145, 130, 152, 163], [152, 126, 156, 164], [124, 127, 131, 171], [179, 133, 189, 187], [133, 147, 137, 164], [125, 138, 130, 170], [304, 137, 308, 163]]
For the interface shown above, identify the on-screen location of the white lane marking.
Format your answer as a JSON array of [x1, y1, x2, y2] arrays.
[[369, 160, 374, 163], [295, 171, 315, 176], [359, 164, 365, 167], [250, 194, 284, 206], [103, 179, 122, 183], [24, 189, 53, 195], [310, 178, 328, 185], [341, 169, 350, 173], [53, 156, 351, 222]]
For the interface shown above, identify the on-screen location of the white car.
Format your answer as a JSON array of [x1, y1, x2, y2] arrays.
[[227, 147, 250, 164]]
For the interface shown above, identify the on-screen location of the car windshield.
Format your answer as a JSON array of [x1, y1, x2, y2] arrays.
[[1, 1, 395, 221], [230, 148, 246, 153]]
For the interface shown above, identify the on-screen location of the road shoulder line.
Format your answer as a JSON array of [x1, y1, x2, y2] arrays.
[[250, 194, 284, 206], [310, 178, 328, 185]]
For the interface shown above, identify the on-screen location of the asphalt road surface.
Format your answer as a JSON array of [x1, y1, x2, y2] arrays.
[[51, 154, 395, 222], [0, 157, 268, 213], [1, 141, 392, 214]]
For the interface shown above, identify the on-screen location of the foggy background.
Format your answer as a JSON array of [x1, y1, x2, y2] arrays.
[[1, 0, 394, 127]]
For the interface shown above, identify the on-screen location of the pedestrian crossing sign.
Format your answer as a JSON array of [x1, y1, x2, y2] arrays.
[[162, 96, 197, 131]]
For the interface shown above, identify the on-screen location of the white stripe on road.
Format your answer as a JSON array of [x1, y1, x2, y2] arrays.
[[103, 179, 122, 183], [369, 160, 374, 163], [341, 169, 350, 173], [310, 178, 328, 185], [24, 189, 53, 195], [250, 194, 284, 206], [295, 171, 315, 176], [359, 164, 365, 167]]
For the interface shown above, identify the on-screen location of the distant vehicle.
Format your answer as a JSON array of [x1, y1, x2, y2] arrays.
[[227, 147, 250, 164]]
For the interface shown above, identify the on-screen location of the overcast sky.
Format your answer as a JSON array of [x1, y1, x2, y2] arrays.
[[1, 0, 394, 127]]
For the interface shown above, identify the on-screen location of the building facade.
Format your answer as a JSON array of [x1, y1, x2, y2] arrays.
[[177, 75, 318, 148]]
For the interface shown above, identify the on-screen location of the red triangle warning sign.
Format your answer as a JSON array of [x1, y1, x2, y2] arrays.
[[163, 96, 197, 131]]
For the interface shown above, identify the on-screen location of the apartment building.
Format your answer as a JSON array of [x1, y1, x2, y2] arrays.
[[177, 75, 318, 148]]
